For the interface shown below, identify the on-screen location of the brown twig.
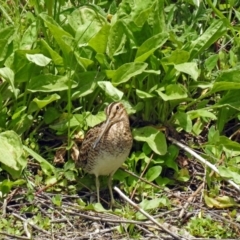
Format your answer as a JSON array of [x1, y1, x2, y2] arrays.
[[0, 231, 30, 240], [114, 186, 188, 240]]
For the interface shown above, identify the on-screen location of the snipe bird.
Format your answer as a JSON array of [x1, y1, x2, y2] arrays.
[[76, 102, 133, 206]]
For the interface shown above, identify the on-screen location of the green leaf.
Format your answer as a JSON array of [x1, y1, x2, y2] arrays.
[[89, 24, 110, 53], [174, 62, 199, 80], [28, 94, 61, 113], [85, 112, 106, 128], [145, 166, 162, 182], [23, 145, 56, 176], [64, 170, 76, 181], [39, 39, 64, 67], [74, 53, 94, 70], [20, 22, 37, 50], [211, 68, 240, 93], [0, 131, 26, 176], [136, 197, 170, 220], [39, 13, 73, 60], [174, 112, 192, 132], [218, 166, 240, 185], [136, 89, 155, 99], [187, 110, 217, 120], [12, 106, 27, 120], [98, 81, 123, 101], [189, 19, 227, 59], [133, 127, 167, 155], [0, 26, 15, 61], [164, 145, 179, 172], [131, 0, 155, 27], [156, 84, 188, 101], [72, 71, 104, 99], [26, 53, 52, 66], [28, 74, 77, 92], [106, 62, 148, 86], [107, 20, 126, 58], [204, 191, 239, 208], [68, 6, 106, 45], [217, 136, 240, 156], [135, 32, 168, 62], [161, 49, 190, 65], [205, 54, 219, 72], [0, 67, 17, 98]]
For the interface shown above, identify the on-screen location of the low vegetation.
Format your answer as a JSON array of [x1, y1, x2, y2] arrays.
[[0, 0, 240, 239]]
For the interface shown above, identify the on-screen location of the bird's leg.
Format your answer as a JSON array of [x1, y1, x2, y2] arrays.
[[95, 175, 100, 203], [108, 172, 115, 208]]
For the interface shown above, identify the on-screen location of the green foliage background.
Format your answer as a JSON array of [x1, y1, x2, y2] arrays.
[[1, 0, 240, 237]]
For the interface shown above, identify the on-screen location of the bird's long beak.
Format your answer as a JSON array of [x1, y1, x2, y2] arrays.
[[92, 118, 111, 149]]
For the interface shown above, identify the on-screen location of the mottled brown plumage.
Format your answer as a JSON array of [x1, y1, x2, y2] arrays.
[[76, 102, 133, 206]]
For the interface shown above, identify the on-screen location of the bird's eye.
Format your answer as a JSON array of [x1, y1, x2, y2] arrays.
[[116, 105, 120, 110]]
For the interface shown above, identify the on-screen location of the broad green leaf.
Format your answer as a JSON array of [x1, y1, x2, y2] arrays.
[[156, 84, 188, 101], [20, 22, 37, 50], [23, 145, 56, 176], [139, 198, 165, 211], [0, 180, 13, 196], [28, 74, 77, 92], [0, 67, 17, 98], [136, 197, 170, 220], [89, 24, 110, 53], [211, 68, 240, 93], [136, 89, 155, 99], [174, 112, 192, 132], [152, 0, 166, 34], [205, 54, 219, 72], [0, 26, 15, 61], [174, 62, 199, 80], [98, 81, 123, 101], [39, 39, 64, 67], [204, 192, 239, 208], [11, 50, 39, 84], [218, 166, 240, 185], [33, 94, 60, 109], [40, 13, 73, 60], [145, 166, 162, 182], [187, 110, 217, 120], [135, 32, 168, 62], [131, 0, 155, 27], [0, 131, 26, 172], [64, 170, 76, 181], [74, 52, 94, 70], [211, 82, 240, 93], [0, 179, 25, 196], [28, 94, 61, 113], [72, 71, 105, 98], [217, 136, 240, 156], [161, 49, 190, 65], [106, 62, 148, 86], [26, 53, 52, 66], [86, 112, 106, 128], [133, 126, 167, 155], [107, 20, 126, 58], [68, 6, 106, 45], [189, 19, 227, 59]]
